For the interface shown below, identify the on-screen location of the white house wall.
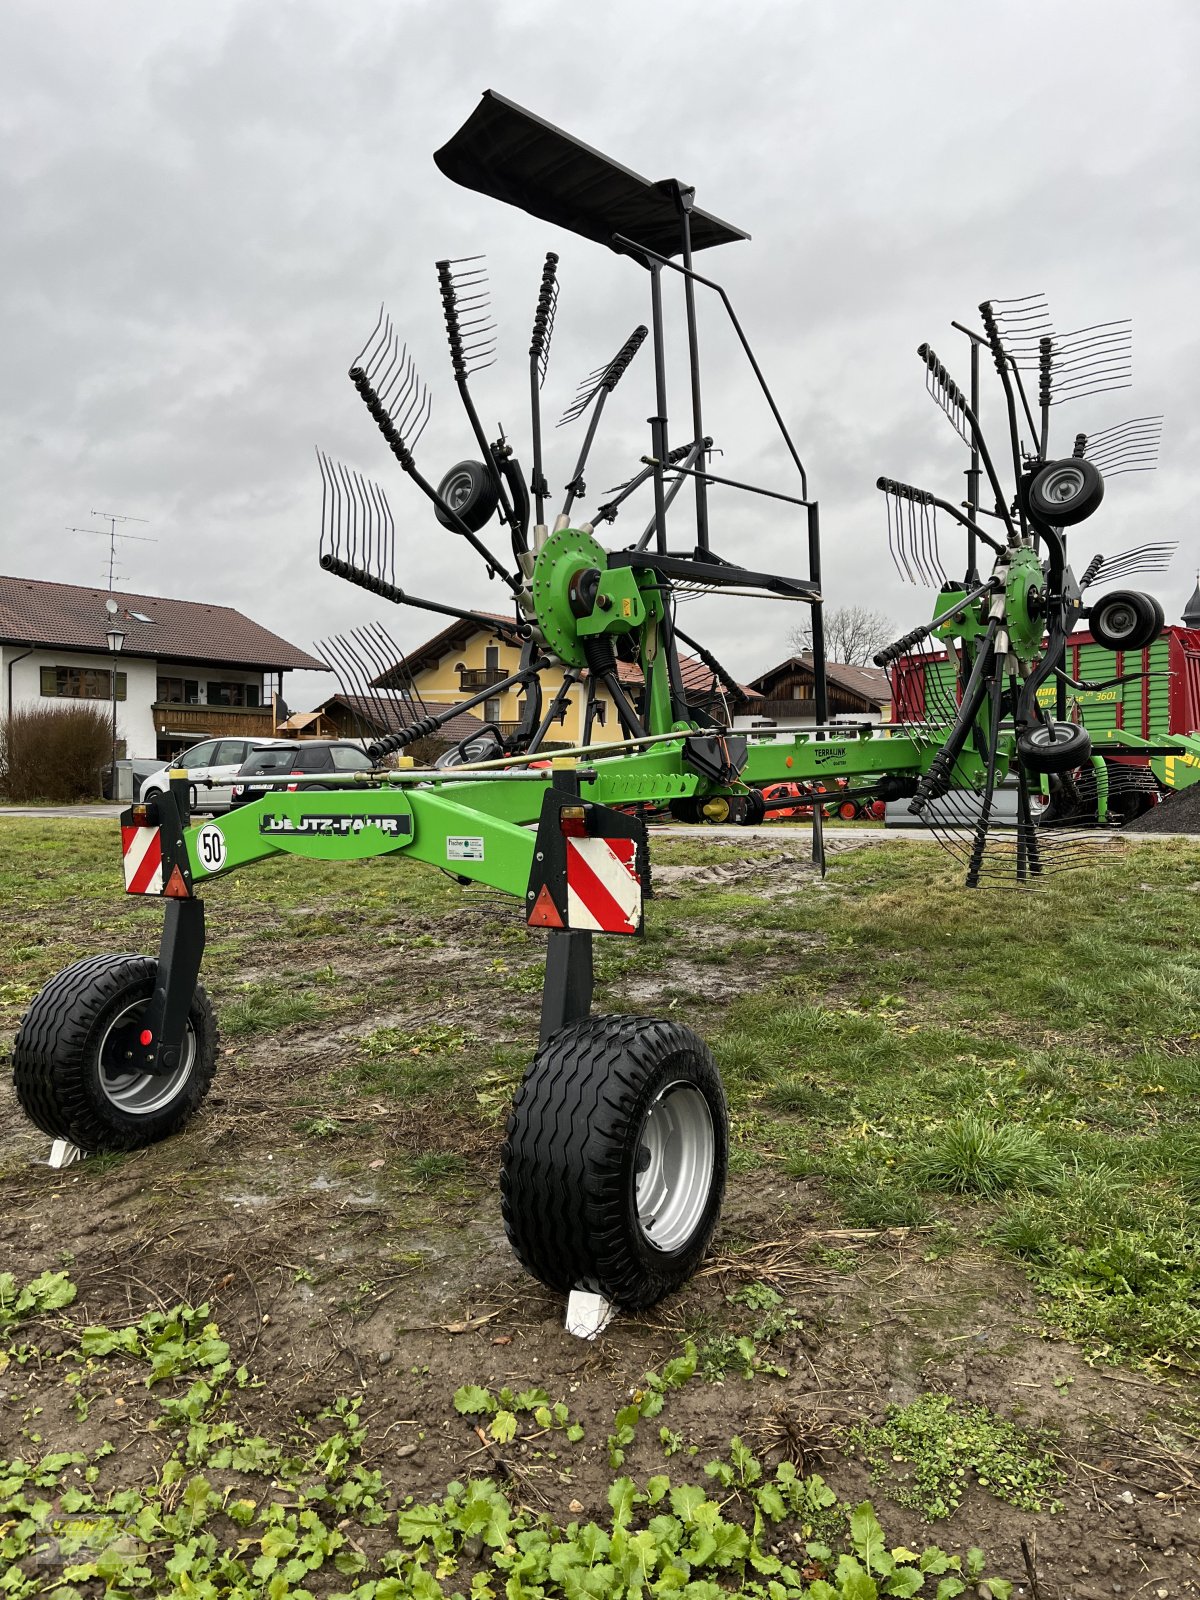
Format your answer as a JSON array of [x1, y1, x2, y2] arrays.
[[2, 647, 265, 759]]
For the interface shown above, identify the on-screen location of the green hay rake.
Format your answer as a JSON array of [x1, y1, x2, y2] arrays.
[[14, 93, 1195, 1330]]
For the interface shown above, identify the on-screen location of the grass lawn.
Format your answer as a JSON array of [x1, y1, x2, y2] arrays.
[[1, 817, 1198, 1594]]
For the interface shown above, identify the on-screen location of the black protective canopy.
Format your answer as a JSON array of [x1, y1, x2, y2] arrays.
[[434, 91, 749, 258]]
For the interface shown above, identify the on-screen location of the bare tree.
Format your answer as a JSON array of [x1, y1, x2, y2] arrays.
[[788, 605, 895, 666]]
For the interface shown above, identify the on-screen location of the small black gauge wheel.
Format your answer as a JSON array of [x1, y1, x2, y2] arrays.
[[435, 460, 500, 533], [1026, 458, 1105, 526], [500, 1015, 728, 1310], [12, 955, 219, 1152], [1016, 720, 1093, 774], [1089, 589, 1161, 652]]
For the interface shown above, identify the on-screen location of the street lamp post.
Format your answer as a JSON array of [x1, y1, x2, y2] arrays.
[[105, 625, 125, 801]]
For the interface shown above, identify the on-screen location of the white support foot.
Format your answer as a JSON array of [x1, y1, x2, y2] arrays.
[[48, 1139, 86, 1169], [565, 1288, 616, 1341]]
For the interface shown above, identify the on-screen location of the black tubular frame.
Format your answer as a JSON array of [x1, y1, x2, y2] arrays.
[[609, 230, 828, 722]]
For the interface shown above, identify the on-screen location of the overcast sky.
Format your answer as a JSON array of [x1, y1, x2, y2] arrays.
[[2, 0, 1197, 709]]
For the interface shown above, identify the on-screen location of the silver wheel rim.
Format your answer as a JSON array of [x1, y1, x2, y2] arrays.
[[634, 1081, 715, 1252], [1041, 464, 1084, 505], [1029, 723, 1076, 749], [98, 999, 195, 1114], [446, 473, 473, 511], [1099, 602, 1137, 640]]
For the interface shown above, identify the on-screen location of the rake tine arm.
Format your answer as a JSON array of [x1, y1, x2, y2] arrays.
[[872, 578, 997, 666], [348, 362, 520, 591], [436, 258, 516, 533], [591, 437, 707, 527], [318, 552, 528, 641], [965, 669, 1006, 889], [909, 620, 1001, 811], [526, 666, 581, 755], [918, 344, 1017, 542], [876, 477, 1006, 555], [528, 252, 560, 527], [365, 655, 551, 763]]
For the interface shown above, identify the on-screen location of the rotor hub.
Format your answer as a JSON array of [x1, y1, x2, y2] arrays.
[[530, 525, 610, 666], [1004, 546, 1048, 658]]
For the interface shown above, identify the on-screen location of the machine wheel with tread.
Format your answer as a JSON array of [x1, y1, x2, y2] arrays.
[[1089, 589, 1161, 653], [12, 954, 218, 1153], [435, 460, 499, 533], [1025, 458, 1104, 526], [1016, 720, 1092, 774], [500, 1015, 728, 1310]]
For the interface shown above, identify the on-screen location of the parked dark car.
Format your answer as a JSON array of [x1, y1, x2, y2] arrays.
[[229, 740, 374, 805]]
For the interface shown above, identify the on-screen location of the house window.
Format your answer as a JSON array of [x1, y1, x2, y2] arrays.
[[40, 665, 126, 701], [484, 697, 501, 724], [156, 677, 200, 704], [206, 681, 261, 707]]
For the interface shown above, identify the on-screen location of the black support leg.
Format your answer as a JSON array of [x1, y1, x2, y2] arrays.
[[539, 930, 594, 1044], [135, 897, 207, 1074]]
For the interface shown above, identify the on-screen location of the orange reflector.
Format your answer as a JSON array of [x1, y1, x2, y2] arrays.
[[163, 864, 190, 899], [528, 883, 564, 928], [131, 804, 151, 825]]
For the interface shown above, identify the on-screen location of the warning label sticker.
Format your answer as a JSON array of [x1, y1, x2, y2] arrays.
[[446, 836, 485, 862]]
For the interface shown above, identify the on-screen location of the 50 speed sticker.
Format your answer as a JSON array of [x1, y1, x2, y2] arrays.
[[196, 823, 228, 873]]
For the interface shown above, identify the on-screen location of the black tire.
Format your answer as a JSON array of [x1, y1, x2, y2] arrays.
[[435, 460, 500, 534], [1017, 720, 1092, 774], [1026, 458, 1104, 526], [143, 787, 164, 804], [500, 1015, 728, 1310], [1089, 589, 1161, 652], [12, 954, 219, 1153]]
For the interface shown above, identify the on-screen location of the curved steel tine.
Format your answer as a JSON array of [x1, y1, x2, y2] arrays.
[[387, 351, 417, 427], [408, 385, 433, 451], [376, 334, 407, 413], [333, 459, 358, 567], [363, 313, 394, 383], [317, 448, 334, 561], [353, 470, 374, 579], [328, 452, 347, 565], [351, 304, 386, 372]]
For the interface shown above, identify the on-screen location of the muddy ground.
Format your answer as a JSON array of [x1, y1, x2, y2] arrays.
[[1, 823, 1197, 1594]]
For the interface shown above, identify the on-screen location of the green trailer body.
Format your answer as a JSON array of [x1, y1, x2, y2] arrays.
[[893, 624, 1200, 793]]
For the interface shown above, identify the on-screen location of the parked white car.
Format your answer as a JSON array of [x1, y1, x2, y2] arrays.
[[139, 737, 294, 815]]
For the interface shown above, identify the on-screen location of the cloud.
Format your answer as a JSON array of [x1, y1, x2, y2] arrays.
[[2, 0, 1196, 713]]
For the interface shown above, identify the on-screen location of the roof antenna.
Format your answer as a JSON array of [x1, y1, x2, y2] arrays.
[[65, 511, 156, 591]]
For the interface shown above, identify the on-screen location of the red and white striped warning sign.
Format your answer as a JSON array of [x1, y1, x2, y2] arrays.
[[121, 824, 163, 896], [565, 835, 641, 934]]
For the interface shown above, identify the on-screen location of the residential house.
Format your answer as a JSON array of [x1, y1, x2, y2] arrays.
[[0, 575, 326, 761], [307, 613, 758, 747], [740, 652, 892, 730]]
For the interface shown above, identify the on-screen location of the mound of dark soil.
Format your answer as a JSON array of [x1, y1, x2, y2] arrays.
[[1125, 780, 1200, 834]]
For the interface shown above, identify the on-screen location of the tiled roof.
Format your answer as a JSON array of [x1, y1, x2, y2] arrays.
[[749, 653, 891, 706], [320, 693, 485, 746], [0, 574, 326, 671]]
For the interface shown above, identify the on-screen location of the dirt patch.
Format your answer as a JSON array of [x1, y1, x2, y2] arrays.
[[1126, 782, 1200, 834], [2, 1120, 1198, 1589], [3, 823, 1199, 1590]]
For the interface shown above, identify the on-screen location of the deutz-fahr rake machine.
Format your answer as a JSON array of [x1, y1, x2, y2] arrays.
[[13, 93, 1191, 1325]]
